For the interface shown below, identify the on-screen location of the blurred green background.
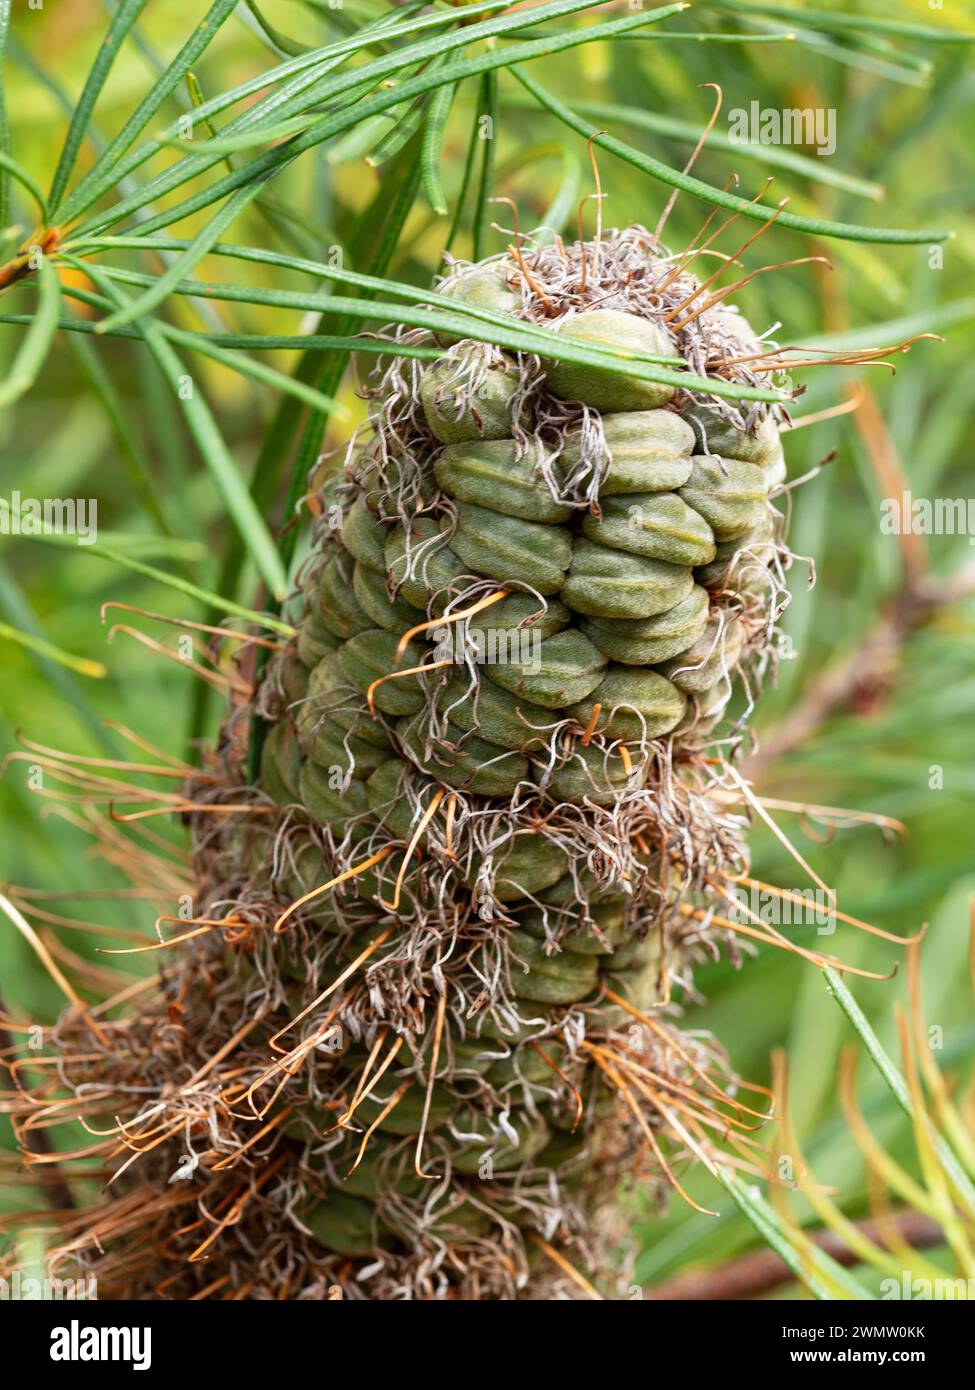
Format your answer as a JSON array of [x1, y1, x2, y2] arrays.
[[0, 0, 973, 1293]]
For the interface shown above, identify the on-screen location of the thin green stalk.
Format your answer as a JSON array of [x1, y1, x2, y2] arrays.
[[65, 0, 590, 235], [421, 80, 456, 215], [73, 258, 289, 601], [512, 67, 951, 244], [0, 0, 13, 231], [0, 257, 60, 409], [47, 0, 150, 210], [472, 71, 497, 261], [824, 968, 975, 1213], [56, 0, 483, 224], [703, 0, 975, 44], [17, 532, 295, 636]]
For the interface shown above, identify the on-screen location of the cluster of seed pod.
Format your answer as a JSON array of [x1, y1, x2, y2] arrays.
[[222, 230, 791, 1291]]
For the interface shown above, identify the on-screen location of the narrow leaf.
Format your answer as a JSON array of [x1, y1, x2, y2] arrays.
[[513, 68, 951, 243], [0, 618, 106, 679], [47, 0, 150, 210], [714, 1164, 873, 1300], [562, 99, 884, 200], [824, 968, 975, 1213], [421, 80, 455, 215], [0, 149, 48, 218], [74, 258, 290, 601], [0, 0, 13, 230], [0, 256, 60, 409], [19, 531, 295, 635], [75, 263, 789, 403], [704, 0, 975, 43]]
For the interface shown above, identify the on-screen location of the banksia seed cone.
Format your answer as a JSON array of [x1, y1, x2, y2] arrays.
[[25, 227, 795, 1299]]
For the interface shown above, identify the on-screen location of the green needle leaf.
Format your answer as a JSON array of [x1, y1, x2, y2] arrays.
[[73, 258, 290, 602], [70, 261, 788, 403], [513, 68, 952, 244], [73, 0, 683, 241], [16, 532, 295, 636], [47, 0, 150, 211], [0, 0, 10, 230], [421, 80, 456, 215], [824, 968, 975, 1213], [243, 0, 314, 57], [702, 0, 975, 44], [63, 0, 578, 235], [556, 100, 885, 201], [0, 149, 49, 219], [94, 177, 275, 334], [0, 255, 60, 409], [714, 1164, 873, 1300], [0, 618, 107, 679]]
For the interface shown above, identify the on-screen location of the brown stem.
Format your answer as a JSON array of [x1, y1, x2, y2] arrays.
[[645, 1210, 943, 1300]]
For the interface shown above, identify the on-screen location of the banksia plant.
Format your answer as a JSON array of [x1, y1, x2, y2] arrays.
[[0, 0, 959, 1304], [239, 231, 791, 1293]]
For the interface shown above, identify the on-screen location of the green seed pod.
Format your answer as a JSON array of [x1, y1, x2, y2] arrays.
[[420, 356, 521, 443], [544, 743, 633, 806], [448, 1109, 551, 1173], [438, 262, 521, 339], [563, 410, 695, 495], [296, 612, 341, 668], [434, 674, 547, 751], [297, 713, 390, 780], [277, 840, 344, 930], [338, 1146, 426, 1200], [299, 758, 370, 824], [468, 834, 569, 901], [658, 614, 745, 693], [679, 455, 768, 541], [306, 652, 392, 746], [695, 510, 776, 589], [435, 437, 571, 524], [442, 1037, 500, 1077], [303, 1193, 378, 1256], [385, 517, 467, 612], [260, 720, 303, 804], [535, 1130, 589, 1177], [485, 1043, 554, 1086], [542, 309, 676, 412], [59, 228, 795, 1303], [341, 498, 388, 573], [562, 537, 693, 619], [678, 679, 731, 734], [583, 493, 716, 567], [353, 560, 421, 633], [383, 1197, 492, 1243], [539, 869, 623, 908], [317, 553, 374, 640], [520, 900, 627, 956], [366, 761, 423, 841], [683, 404, 781, 466], [483, 628, 606, 709], [338, 630, 426, 716], [604, 931, 656, 974], [580, 584, 710, 665], [508, 929, 600, 1005], [567, 666, 686, 742], [356, 1085, 455, 1138], [451, 502, 572, 596], [464, 591, 570, 643], [269, 649, 311, 709], [397, 713, 529, 796]]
